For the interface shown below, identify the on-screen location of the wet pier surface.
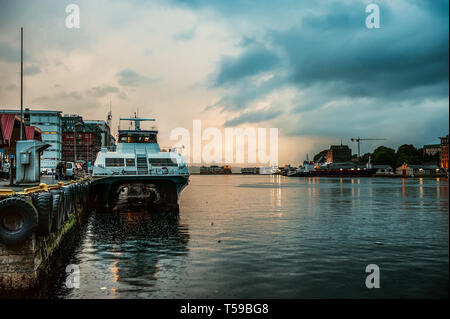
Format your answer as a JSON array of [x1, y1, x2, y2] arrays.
[[16, 175, 449, 298]]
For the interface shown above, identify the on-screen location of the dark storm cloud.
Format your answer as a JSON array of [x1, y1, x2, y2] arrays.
[[0, 42, 28, 62], [170, 0, 315, 17], [87, 85, 120, 98], [224, 108, 282, 126], [272, 1, 448, 98], [117, 69, 159, 87], [33, 90, 103, 113], [409, 0, 449, 17], [214, 42, 280, 87], [205, 0, 448, 133]]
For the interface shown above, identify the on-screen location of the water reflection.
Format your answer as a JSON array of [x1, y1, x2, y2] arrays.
[[20, 175, 448, 299], [77, 208, 189, 298]]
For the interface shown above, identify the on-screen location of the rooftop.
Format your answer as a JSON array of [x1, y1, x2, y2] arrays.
[[0, 109, 62, 115]]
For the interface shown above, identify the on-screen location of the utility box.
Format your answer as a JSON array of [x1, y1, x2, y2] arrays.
[[15, 140, 50, 184]]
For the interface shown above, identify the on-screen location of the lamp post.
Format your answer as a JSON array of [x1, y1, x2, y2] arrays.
[[20, 27, 23, 141]]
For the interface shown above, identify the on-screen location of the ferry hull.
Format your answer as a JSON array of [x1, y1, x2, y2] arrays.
[[90, 175, 189, 213]]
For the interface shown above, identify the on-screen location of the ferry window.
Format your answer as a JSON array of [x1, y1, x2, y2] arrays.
[[119, 133, 157, 143], [149, 158, 177, 166], [166, 158, 178, 166], [126, 158, 135, 167], [105, 158, 125, 167]]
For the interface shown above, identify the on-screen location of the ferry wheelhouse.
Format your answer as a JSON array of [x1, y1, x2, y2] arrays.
[[94, 117, 188, 177]]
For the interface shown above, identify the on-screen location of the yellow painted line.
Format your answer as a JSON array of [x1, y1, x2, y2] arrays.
[[47, 184, 62, 190], [0, 178, 90, 198], [0, 189, 15, 196], [23, 183, 48, 194]]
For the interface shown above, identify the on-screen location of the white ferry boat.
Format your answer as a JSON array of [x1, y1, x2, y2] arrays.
[[91, 116, 189, 211]]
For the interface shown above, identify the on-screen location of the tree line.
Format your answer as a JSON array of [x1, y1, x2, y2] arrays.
[[313, 144, 440, 168]]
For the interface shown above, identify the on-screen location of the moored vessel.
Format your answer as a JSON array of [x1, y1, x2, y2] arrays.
[[289, 157, 377, 177], [91, 116, 189, 212]]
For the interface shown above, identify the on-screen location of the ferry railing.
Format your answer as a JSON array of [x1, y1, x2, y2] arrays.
[[101, 146, 117, 152], [160, 146, 184, 153]]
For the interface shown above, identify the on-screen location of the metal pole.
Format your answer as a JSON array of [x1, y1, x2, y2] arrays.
[[358, 140, 361, 160], [20, 27, 23, 140]]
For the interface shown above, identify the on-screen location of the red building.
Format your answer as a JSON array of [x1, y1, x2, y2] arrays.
[[0, 119, 5, 148], [0, 113, 42, 159], [440, 135, 449, 170], [62, 115, 102, 169]]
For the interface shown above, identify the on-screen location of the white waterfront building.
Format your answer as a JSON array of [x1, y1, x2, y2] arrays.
[[27, 110, 63, 169], [0, 109, 63, 169]]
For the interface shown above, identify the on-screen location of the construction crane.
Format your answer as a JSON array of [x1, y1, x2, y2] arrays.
[[350, 137, 386, 160]]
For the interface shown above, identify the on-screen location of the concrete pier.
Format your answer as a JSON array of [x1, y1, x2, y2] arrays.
[[0, 178, 91, 291]]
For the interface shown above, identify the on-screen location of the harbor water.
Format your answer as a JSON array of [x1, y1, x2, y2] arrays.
[[30, 176, 449, 298]]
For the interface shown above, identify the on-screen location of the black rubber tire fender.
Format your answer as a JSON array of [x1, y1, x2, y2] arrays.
[[69, 184, 76, 213], [35, 192, 53, 236], [73, 184, 78, 204], [76, 184, 82, 205], [61, 186, 73, 219], [82, 183, 88, 203], [50, 192, 63, 232], [0, 197, 38, 246]]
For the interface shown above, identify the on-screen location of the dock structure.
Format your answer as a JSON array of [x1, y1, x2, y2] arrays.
[[0, 177, 92, 291]]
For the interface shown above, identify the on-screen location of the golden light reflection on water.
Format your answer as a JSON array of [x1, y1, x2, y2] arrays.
[[270, 175, 282, 210], [402, 178, 406, 198], [418, 178, 424, 210], [112, 259, 119, 282]]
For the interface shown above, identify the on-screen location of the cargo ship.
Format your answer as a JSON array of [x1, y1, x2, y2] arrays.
[[288, 167, 378, 177], [288, 157, 377, 177]]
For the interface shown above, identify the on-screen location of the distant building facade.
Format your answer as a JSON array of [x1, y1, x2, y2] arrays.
[[396, 164, 441, 176], [241, 167, 260, 174], [440, 135, 449, 169], [62, 115, 102, 168], [0, 109, 60, 169], [327, 144, 352, 163], [423, 144, 441, 156], [200, 165, 232, 174], [26, 110, 62, 169], [84, 120, 115, 147]]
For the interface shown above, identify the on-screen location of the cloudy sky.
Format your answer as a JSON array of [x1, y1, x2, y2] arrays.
[[0, 0, 448, 165]]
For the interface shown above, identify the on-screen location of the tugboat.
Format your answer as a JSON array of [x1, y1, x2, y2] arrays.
[[91, 115, 189, 212]]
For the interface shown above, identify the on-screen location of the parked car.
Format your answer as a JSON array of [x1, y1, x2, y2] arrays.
[[65, 162, 75, 180], [41, 168, 55, 175]]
